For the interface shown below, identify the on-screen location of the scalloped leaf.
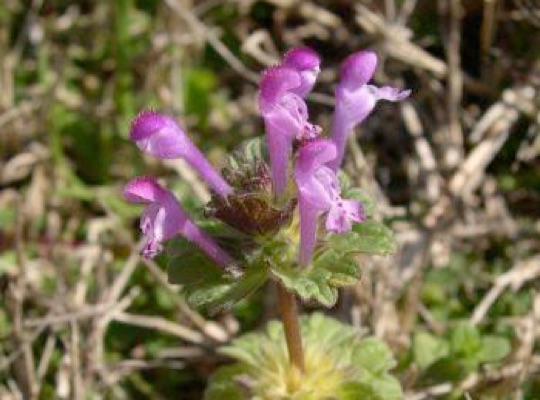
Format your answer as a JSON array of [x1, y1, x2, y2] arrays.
[[353, 337, 397, 375], [271, 252, 360, 307], [167, 249, 268, 313], [329, 221, 396, 255]]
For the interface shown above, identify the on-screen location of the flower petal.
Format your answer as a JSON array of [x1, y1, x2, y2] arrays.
[[329, 51, 410, 171], [259, 67, 302, 114], [259, 67, 309, 194], [130, 111, 192, 159], [282, 47, 321, 97], [295, 139, 337, 176], [339, 50, 377, 90], [125, 177, 234, 267], [369, 85, 411, 102], [295, 140, 338, 265], [325, 199, 365, 234], [129, 111, 232, 197], [124, 176, 167, 204]]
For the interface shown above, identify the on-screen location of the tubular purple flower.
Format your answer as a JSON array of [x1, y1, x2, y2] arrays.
[[294, 139, 365, 265], [259, 66, 310, 194], [130, 111, 232, 198], [329, 51, 411, 171], [282, 47, 321, 98], [123, 176, 234, 269]]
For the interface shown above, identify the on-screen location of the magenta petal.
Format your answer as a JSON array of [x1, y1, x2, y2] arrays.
[[325, 199, 365, 234], [294, 140, 338, 265], [328, 86, 376, 171], [124, 177, 234, 267], [330, 51, 410, 171], [294, 139, 367, 264], [339, 51, 377, 90], [259, 67, 302, 114], [130, 111, 192, 159], [282, 47, 321, 98], [370, 85, 411, 102], [283, 47, 320, 71], [266, 130, 292, 195], [124, 176, 167, 203], [181, 220, 234, 269], [129, 111, 232, 197], [295, 141, 338, 209], [296, 139, 337, 176], [259, 67, 309, 194]]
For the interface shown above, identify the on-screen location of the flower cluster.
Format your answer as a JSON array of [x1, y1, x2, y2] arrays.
[[124, 47, 409, 270]]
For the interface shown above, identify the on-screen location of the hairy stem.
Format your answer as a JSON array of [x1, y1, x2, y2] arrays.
[[277, 283, 305, 373]]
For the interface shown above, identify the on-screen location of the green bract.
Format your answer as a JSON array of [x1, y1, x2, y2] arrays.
[[205, 313, 402, 400]]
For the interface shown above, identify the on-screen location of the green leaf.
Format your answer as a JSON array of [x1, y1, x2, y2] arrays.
[[217, 266, 269, 310], [271, 252, 360, 307], [361, 375, 403, 400], [450, 324, 482, 357], [476, 336, 511, 363], [168, 248, 268, 313], [413, 331, 450, 369], [340, 382, 382, 400], [421, 357, 476, 384], [204, 364, 247, 400], [209, 314, 403, 400], [167, 252, 223, 286], [353, 337, 397, 375], [329, 221, 396, 255]]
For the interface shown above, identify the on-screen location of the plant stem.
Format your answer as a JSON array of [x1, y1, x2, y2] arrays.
[[277, 283, 305, 373]]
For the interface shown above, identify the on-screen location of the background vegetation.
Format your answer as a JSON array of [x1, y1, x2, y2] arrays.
[[0, 0, 539, 398]]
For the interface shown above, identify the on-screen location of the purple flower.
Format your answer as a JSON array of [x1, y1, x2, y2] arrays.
[[282, 47, 321, 98], [294, 139, 365, 265], [130, 111, 232, 198], [258, 47, 322, 196], [258, 66, 323, 195], [329, 51, 410, 171], [124, 176, 234, 268]]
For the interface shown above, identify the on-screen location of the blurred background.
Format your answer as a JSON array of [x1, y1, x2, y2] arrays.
[[0, 0, 539, 398]]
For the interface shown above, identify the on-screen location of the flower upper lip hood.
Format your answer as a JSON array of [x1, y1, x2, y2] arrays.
[[130, 110, 193, 159], [130, 110, 232, 198], [338, 50, 378, 91], [258, 66, 305, 117], [282, 47, 321, 98]]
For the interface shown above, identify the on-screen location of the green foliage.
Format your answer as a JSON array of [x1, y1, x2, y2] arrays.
[[412, 325, 511, 386], [328, 221, 396, 255], [206, 313, 402, 400], [167, 245, 269, 313], [271, 250, 359, 307], [167, 212, 394, 310], [270, 219, 394, 307]]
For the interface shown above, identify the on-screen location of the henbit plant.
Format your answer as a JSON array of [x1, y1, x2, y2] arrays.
[[124, 47, 410, 399]]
